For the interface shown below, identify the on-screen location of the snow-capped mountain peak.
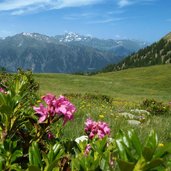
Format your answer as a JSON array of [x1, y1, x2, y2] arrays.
[[22, 32, 33, 37], [21, 32, 52, 42], [59, 32, 91, 42]]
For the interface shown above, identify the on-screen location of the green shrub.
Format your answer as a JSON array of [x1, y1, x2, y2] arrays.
[[141, 98, 170, 115], [115, 129, 171, 171]]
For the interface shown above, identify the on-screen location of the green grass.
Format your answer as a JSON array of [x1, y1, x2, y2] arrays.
[[34, 64, 171, 102], [34, 64, 171, 141]]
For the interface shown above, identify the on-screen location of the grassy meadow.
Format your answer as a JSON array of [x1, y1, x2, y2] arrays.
[[34, 64, 171, 142], [35, 64, 171, 102]]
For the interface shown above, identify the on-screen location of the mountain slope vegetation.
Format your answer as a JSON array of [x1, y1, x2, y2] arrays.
[[102, 32, 171, 72]]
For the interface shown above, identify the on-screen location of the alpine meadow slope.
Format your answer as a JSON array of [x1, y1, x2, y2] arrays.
[[34, 64, 171, 102]]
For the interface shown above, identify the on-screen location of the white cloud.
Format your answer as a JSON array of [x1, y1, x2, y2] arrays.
[[63, 12, 97, 20], [11, 4, 44, 15], [107, 10, 125, 15], [0, 0, 48, 11], [0, 0, 157, 15], [88, 17, 124, 24], [0, 0, 104, 15], [117, 0, 157, 8], [118, 0, 132, 7], [53, 0, 103, 9], [11, 10, 25, 15]]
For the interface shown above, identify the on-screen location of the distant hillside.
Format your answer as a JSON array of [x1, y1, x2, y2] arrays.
[[0, 32, 147, 73], [35, 64, 171, 102], [102, 32, 171, 72]]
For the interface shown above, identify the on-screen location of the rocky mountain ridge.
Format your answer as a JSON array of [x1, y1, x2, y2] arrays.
[[0, 32, 147, 73]]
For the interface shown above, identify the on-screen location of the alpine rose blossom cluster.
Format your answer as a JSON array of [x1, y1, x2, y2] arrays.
[[85, 118, 110, 139], [0, 87, 6, 94], [33, 94, 76, 125]]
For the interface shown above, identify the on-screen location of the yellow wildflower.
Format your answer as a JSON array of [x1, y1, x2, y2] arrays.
[[99, 114, 104, 118], [158, 143, 164, 147]]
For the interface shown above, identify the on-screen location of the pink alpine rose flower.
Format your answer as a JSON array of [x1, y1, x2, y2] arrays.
[[85, 118, 110, 139], [42, 94, 56, 116], [97, 121, 110, 139], [33, 94, 76, 125], [0, 87, 6, 94], [42, 93, 55, 106], [33, 103, 48, 123], [84, 144, 91, 156], [53, 95, 76, 125], [85, 118, 94, 131]]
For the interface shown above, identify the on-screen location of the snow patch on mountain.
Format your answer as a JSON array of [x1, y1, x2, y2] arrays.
[[116, 40, 123, 45], [21, 32, 52, 42], [59, 32, 91, 42], [22, 32, 33, 37]]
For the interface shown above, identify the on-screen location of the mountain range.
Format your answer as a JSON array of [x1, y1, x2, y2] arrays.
[[0, 32, 147, 73], [102, 32, 171, 72]]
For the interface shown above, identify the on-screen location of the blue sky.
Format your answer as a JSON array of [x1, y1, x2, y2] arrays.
[[0, 0, 170, 42]]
